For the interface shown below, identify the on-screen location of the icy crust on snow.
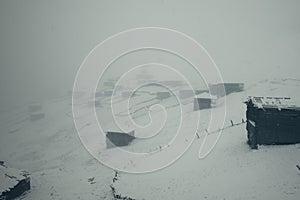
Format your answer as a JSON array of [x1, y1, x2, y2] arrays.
[[0, 78, 299, 199], [115, 78, 300, 200]]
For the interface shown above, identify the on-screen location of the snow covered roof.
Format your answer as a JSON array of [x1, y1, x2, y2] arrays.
[[195, 92, 217, 99], [106, 130, 135, 137], [248, 96, 300, 110]]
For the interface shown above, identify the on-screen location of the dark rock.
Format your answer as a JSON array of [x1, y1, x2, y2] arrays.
[[0, 163, 30, 200]]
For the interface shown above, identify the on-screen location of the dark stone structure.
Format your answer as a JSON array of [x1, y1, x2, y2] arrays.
[[95, 91, 105, 97], [209, 83, 244, 97], [87, 100, 101, 108], [194, 98, 212, 110], [161, 80, 183, 87], [30, 113, 45, 121], [122, 91, 132, 98], [0, 162, 30, 200], [156, 92, 171, 100], [179, 89, 208, 98], [245, 97, 300, 149], [28, 103, 45, 122], [28, 104, 42, 113], [106, 131, 135, 148], [104, 90, 113, 97], [103, 81, 115, 87]]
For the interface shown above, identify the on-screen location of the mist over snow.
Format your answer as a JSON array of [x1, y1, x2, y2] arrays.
[[0, 1, 300, 200], [0, 0, 299, 109]]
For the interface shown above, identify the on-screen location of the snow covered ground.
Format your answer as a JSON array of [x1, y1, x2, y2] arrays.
[[1, 0, 300, 199], [0, 78, 299, 199], [115, 78, 300, 200]]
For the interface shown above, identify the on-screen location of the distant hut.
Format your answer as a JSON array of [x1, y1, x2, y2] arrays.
[[71, 91, 85, 99], [28, 103, 45, 121], [95, 91, 104, 97], [136, 73, 153, 80], [156, 92, 171, 100], [103, 80, 115, 87], [106, 130, 135, 148], [194, 93, 216, 110], [121, 91, 132, 98], [87, 100, 101, 108], [29, 113, 45, 121], [209, 83, 244, 97], [28, 104, 42, 113], [104, 90, 113, 97], [162, 80, 183, 87], [137, 79, 152, 85], [179, 89, 209, 98], [245, 96, 300, 149]]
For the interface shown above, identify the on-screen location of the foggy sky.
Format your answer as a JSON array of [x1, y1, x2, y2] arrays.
[[0, 0, 300, 110]]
